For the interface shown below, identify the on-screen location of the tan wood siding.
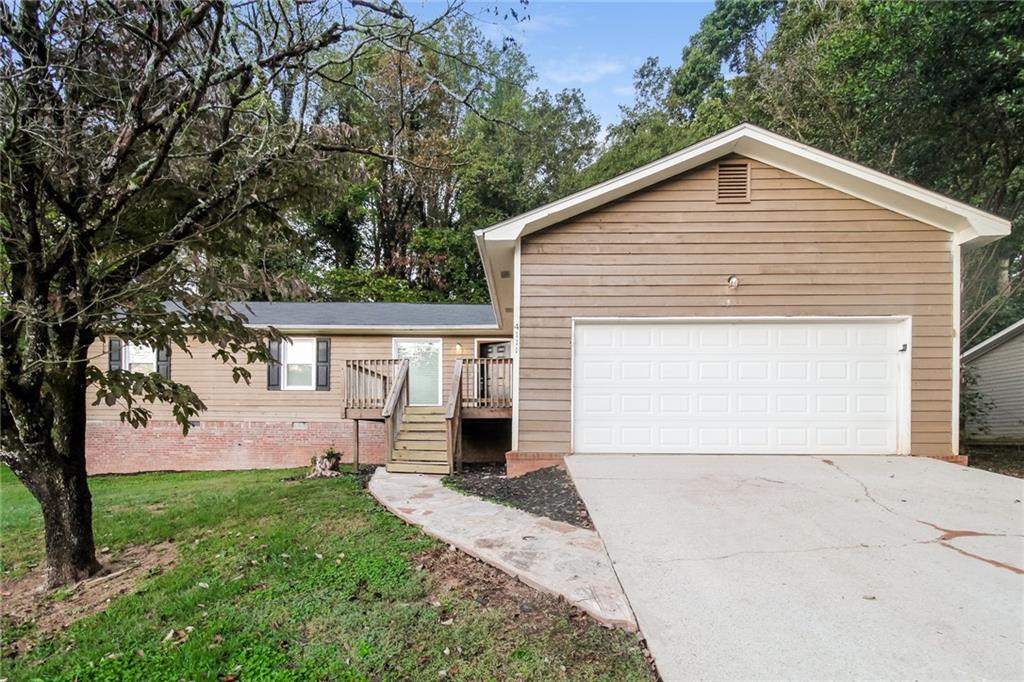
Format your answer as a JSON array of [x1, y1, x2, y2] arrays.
[[87, 335, 475, 422], [517, 155, 955, 456]]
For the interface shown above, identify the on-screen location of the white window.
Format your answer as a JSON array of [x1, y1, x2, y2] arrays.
[[126, 343, 156, 373], [282, 338, 316, 390]]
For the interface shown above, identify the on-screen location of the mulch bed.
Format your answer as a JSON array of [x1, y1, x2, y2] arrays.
[[966, 443, 1024, 478], [444, 464, 593, 529]]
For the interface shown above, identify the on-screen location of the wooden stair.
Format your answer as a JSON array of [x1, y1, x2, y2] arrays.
[[387, 406, 451, 475]]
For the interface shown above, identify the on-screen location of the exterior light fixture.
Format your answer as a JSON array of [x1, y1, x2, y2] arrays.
[[727, 275, 740, 289], [455, 343, 464, 354]]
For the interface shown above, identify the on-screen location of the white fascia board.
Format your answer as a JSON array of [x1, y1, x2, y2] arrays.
[[474, 230, 505, 331], [478, 126, 747, 242], [734, 129, 1010, 241], [245, 324, 499, 335], [475, 123, 1011, 246], [962, 318, 1024, 363]]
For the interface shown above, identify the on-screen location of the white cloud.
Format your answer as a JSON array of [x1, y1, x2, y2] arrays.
[[538, 57, 625, 86]]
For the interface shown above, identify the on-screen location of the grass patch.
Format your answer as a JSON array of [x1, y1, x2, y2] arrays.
[[0, 467, 653, 681]]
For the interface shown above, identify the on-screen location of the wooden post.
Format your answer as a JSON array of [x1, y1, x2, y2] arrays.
[[352, 419, 360, 470]]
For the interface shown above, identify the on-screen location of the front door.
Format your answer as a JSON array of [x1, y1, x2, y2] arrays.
[[393, 339, 442, 406], [478, 341, 511, 402]]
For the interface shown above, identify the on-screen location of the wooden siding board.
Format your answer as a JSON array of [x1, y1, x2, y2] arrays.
[[517, 155, 955, 456], [87, 335, 476, 422]]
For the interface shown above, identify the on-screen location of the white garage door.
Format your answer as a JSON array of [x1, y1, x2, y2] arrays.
[[572, 319, 908, 455]]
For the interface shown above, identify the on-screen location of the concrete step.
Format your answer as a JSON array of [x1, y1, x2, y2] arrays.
[[387, 461, 451, 475]]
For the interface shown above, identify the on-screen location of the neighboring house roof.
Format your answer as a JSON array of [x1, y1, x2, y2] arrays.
[[227, 301, 497, 332], [962, 318, 1024, 364], [474, 123, 1014, 330]]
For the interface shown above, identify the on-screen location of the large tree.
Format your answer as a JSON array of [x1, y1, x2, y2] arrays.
[[0, 0, 480, 587]]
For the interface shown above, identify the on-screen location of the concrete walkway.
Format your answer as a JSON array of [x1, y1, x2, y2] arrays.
[[368, 468, 636, 630], [568, 454, 1024, 681]]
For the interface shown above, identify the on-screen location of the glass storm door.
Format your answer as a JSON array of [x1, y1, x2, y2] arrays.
[[393, 339, 442, 406]]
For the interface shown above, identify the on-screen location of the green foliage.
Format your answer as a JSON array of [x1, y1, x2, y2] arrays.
[[409, 226, 490, 303], [960, 365, 996, 439], [309, 268, 426, 303], [0, 467, 654, 681]]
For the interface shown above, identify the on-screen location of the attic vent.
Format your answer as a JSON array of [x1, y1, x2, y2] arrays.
[[717, 162, 750, 203]]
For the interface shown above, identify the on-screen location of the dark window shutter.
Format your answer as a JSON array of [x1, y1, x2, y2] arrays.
[[267, 340, 281, 390], [156, 346, 171, 379], [316, 337, 331, 391], [109, 339, 123, 371]]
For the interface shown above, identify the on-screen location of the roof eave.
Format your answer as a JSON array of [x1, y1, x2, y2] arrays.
[[962, 318, 1024, 363]]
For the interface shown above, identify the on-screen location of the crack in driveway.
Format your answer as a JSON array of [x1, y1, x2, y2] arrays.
[[817, 458, 1024, 575]]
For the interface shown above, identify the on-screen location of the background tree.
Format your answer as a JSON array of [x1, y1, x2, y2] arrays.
[[0, 0, 487, 587], [302, 18, 600, 303]]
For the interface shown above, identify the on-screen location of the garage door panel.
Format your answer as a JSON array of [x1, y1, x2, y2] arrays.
[[573, 320, 906, 455]]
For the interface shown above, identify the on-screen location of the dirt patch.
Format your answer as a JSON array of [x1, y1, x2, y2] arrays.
[[966, 443, 1024, 478], [444, 464, 593, 529], [417, 545, 658, 676], [0, 542, 177, 659]]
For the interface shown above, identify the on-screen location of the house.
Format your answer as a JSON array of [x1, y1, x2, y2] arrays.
[[86, 124, 1011, 476], [962, 318, 1024, 442]]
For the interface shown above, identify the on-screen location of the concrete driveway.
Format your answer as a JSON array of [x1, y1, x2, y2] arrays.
[[566, 455, 1024, 681]]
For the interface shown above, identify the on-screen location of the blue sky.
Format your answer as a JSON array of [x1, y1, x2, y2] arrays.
[[414, 1, 713, 130]]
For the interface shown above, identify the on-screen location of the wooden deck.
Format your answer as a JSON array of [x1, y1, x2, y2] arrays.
[[343, 357, 512, 473]]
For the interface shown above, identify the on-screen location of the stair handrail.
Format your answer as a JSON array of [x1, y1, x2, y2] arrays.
[[382, 359, 410, 467], [446, 358, 464, 473]]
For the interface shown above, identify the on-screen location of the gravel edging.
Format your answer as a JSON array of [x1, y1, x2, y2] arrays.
[[443, 463, 593, 529]]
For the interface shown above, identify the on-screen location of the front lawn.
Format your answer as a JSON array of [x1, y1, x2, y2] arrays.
[[0, 467, 653, 681]]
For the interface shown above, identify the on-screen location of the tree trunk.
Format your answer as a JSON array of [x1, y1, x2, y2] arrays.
[[27, 460, 102, 587], [5, 347, 102, 588]]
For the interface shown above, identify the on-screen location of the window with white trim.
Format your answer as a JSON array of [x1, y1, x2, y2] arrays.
[[282, 337, 316, 390], [126, 343, 156, 373]]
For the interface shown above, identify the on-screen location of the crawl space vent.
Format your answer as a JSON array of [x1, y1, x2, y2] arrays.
[[717, 162, 750, 203]]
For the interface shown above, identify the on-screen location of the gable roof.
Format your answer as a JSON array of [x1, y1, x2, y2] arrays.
[[474, 123, 1013, 330], [962, 318, 1024, 364], [228, 301, 496, 332]]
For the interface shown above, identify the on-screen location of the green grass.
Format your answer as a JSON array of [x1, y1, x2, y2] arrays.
[[0, 467, 652, 681]]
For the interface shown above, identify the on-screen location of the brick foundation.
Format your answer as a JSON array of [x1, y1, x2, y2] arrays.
[[917, 453, 969, 466], [506, 451, 566, 477], [86, 419, 385, 475]]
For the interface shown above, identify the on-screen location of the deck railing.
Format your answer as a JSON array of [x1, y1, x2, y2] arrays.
[[380, 360, 410, 467], [460, 357, 513, 409], [446, 359, 464, 472], [344, 359, 405, 410]]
